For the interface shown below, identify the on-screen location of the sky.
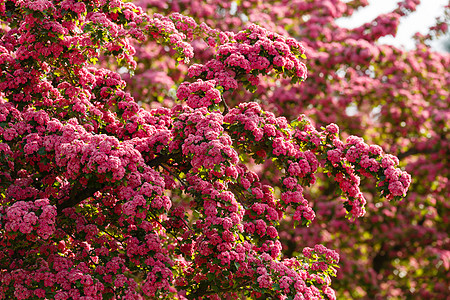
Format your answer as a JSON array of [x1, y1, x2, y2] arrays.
[[335, 0, 449, 52]]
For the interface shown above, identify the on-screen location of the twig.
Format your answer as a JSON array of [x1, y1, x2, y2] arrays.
[[221, 94, 229, 116], [102, 228, 125, 244], [161, 163, 188, 189]]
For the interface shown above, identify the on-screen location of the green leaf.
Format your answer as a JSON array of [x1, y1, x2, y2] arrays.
[[211, 285, 220, 292], [37, 147, 46, 155], [234, 261, 240, 269], [83, 23, 93, 33], [247, 85, 257, 93]]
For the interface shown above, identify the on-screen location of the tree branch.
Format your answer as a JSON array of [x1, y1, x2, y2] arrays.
[[160, 164, 188, 189], [397, 147, 437, 160], [57, 180, 104, 214], [221, 94, 229, 116], [187, 280, 252, 299], [147, 153, 176, 167]]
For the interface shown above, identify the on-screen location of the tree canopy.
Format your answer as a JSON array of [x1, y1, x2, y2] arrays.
[[0, 0, 448, 299]]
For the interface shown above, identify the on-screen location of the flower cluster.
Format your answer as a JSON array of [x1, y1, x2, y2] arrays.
[[2, 199, 56, 240], [188, 24, 307, 92], [176, 79, 222, 109], [225, 102, 319, 225], [236, 164, 283, 256], [293, 116, 411, 218], [145, 12, 198, 62], [247, 249, 339, 300], [171, 107, 239, 177]]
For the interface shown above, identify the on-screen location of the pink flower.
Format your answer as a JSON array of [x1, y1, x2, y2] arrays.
[[326, 123, 339, 135], [388, 180, 405, 196], [266, 226, 278, 239], [327, 149, 342, 164], [257, 274, 272, 288], [24, 0, 53, 11]]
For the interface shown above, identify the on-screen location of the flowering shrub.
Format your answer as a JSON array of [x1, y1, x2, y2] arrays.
[[1, 0, 444, 299], [125, 0, 449, 298]]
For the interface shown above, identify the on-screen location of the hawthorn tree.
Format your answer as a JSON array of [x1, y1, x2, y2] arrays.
[[125, 0, 449, 298], [1, 0, 444, 299]]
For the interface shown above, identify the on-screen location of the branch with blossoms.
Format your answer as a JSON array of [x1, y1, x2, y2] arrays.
[[127, 0, 449, 298], [292, 116, 411, 218], [222, 103, 410, 225]]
